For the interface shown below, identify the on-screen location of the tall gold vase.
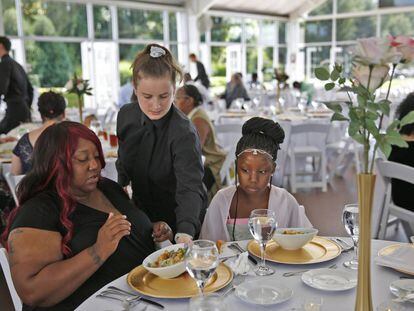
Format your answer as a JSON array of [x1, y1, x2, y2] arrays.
[[355, 173, 376, 311]]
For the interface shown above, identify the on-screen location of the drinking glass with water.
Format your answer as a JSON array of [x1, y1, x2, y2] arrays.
[[342, 203, 359, 269]]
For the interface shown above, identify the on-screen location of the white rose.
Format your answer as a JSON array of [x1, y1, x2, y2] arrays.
[[76, 83, 85, 92], [353, 37, 402, 65], [352, 64, 389, 92]]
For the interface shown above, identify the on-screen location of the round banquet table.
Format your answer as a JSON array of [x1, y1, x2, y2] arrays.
[[76, 239, 412, 311]]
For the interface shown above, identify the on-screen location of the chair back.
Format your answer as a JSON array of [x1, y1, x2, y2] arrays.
[[4, 173, 25, 206], [273, 121, 291, 187], [0, 248, 22, 311], [219, 143, 237, 186], [375, 158, 414, 239]]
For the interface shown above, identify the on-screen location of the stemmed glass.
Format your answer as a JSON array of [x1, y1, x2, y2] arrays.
[[248, 209, 277, 276], [342, 204, 359, 269], [185, 240, 219, 296]]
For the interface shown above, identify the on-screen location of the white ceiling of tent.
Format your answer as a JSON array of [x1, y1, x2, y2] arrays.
[[129, 0, 325, 17]]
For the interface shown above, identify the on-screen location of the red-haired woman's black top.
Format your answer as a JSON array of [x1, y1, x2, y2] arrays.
[[10, 177, 155, 311]]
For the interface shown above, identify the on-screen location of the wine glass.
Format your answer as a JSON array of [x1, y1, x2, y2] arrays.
[[342, 203, 359, 269], [185, 240, 219, 296], [248, 209, 277, 276]]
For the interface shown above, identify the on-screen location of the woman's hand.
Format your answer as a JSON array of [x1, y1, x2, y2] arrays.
[[93, 213, 131, 261], [152, 222, 173, 242]]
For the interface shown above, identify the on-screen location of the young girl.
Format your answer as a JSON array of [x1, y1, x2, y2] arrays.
[[200, 117, 312, 241], [116, 44, 206, 244]]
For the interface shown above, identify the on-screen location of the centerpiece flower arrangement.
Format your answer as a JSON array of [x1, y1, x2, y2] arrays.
[[274, 68, 289, 113], [315, 36, 414, 311], [65, 73, 93, 123]]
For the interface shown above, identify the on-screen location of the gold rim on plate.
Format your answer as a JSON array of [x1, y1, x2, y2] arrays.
[[247, 236, 341, 265], [127, 263, 233, 298], [378, 244, 414, 276]]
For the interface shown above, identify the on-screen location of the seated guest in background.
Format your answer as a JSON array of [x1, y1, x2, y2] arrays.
[[389, 93, 414, 215], [221, 73, 250, 109], [201, 117, 312, 242], [247, 72, 265, 91], [2, 121, 171, 310], [183, 73, 211, 105], [11, 91, 66, 175], [175, 85, 226, 201]]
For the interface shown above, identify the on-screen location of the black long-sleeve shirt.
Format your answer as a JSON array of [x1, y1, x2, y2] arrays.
[[194, 60, 210, 89], [0, 54, 33, 108], [116, 103, 207, 237]]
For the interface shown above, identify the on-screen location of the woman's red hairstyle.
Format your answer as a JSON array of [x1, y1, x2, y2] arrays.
[[2, 121, 106, 256]]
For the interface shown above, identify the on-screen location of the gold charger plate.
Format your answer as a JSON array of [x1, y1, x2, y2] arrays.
[[248, 236, 341, 265], [127, 263, 233, 298], [378, 244, 414, 276]]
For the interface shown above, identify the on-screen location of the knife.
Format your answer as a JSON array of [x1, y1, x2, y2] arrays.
[[229, 243, 258, 265], [105, 286, 164, 309]]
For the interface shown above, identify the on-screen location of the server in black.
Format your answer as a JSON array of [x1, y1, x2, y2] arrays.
[[0, 36, 32, 134]]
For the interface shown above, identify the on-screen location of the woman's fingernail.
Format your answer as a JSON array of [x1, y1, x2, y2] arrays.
[[123, 215, 127, 219]]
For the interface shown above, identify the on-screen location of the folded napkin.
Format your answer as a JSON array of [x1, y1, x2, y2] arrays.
[[225, 252, 254, 276], [375, 245, 414, 274]]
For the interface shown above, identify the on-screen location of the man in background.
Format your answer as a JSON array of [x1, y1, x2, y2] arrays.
[[0, 36, 32, 134], [189, 53, 210, 89]]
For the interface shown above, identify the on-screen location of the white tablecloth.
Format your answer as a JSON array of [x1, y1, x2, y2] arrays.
[[76, 239, 412, 311]]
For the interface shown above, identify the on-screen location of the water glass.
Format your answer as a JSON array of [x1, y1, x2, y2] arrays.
[[248, 209, 277, 276], [342, 204, 359, 269], [302, 296, 323, 311], [377, 301, 406, 311], [185, 240, 219, 296]]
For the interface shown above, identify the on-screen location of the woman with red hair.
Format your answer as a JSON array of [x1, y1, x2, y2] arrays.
[[2, 121, 171, 310]]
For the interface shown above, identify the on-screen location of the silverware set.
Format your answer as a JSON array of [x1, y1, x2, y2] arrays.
[[282, 264, 337, 277], [97, 286, 164, 310], [228, 242, 258, 265], [331, 237, 354, 252]]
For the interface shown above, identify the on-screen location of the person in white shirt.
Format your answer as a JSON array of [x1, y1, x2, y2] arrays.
[[200, 117, 312, 241], [183, 73, 211, 106]]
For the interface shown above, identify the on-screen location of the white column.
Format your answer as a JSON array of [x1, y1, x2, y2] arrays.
[[286, 20, 303, 81], [0, 0, 4, 35]]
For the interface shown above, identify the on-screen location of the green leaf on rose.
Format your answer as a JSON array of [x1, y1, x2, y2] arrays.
[[330, 69, 340, 81], [315, 67, 330, 81], [334, 63, 343, 73], [366, 111, 379, 120], [351, 133, 366, 145], [387, 120, 400, 131], [325, 83, 335, 91], [378, 141, 392, 158], [378, 100, 391, 116], [324, 102, 342, 113], [331, 112, 349, 121], [338, 77, 346, 84], [348, 120, 360, 136], [386, 135, 409, 148], [357, 95, 367, 107], [400, 111, 414, 127], [366, 119, 379, 137]]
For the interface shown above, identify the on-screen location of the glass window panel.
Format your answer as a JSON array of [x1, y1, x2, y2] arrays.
[[337, 16, 376, 41], [304, 20, 332, 43], [279, 22, 286, 44], [200, 33, 206, 42], [262, 47, 274, 82], [169, 12, 177, 41], [303, 46, 331, 78], [337, 0, 378, 13], [25, 41, 81, 87], [245, 19, 259, 45], [380, 0, 414, 7], [335, 45, 354, 77], [94, 5, 111, 39], [309, 0, 333, 16], [278, 47, 287, 71], [211, 46, 227, 91], [170, 43, 178, 60], [246, 47, 258, 75], [118, 8, 163, 39], [119, 44, 145, 85], [261, 20, 276, 45], [211, 16, 241, 42], [381, 12, 414, 37], [21, 0, 87, 37], [2, 0, 18, 35]]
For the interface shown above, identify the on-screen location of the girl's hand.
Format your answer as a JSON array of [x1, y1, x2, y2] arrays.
[[93, 213, 131, 261], [152, 222, 173, 242]]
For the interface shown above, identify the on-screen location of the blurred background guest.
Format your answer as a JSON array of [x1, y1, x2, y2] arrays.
[[247, 72, 265, 91], [175, 84, 226, 201], [183, 73, 212, 106], [221, 73, 250, 109], [293, 80, 315, 107], [0, 36, 33, 134], [11, 91, 66, 175], [118, 79, 134, 108], [389, 93, 414, 225], [189, 53, 210, 89]]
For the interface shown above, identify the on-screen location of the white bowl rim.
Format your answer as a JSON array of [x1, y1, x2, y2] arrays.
[[143, 243, 186, 271], [274, 227, 318, 235]]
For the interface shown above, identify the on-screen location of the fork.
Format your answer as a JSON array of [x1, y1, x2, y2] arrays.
[[97, 293, 142, 310], [228, 243, 258, 265], [282, 264, 337, 277], [101, 286, 164, 309]]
